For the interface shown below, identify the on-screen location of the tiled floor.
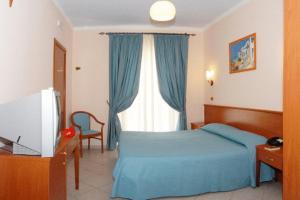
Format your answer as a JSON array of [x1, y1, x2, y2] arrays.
[[67, 147, 282, 200]]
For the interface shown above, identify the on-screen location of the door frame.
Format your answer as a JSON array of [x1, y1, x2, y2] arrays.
[[53, 38, 67, 129]]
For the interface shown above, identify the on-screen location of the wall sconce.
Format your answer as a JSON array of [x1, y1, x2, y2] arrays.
[[206, 70, 215, 86], [9, 0, 13, 7]]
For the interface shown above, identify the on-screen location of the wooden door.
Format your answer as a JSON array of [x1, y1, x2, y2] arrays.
[[53, 39, 66, 130], [283, 0, 300, 200]]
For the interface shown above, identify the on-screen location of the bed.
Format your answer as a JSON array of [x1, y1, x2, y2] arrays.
[[111, 105, 283, 200]]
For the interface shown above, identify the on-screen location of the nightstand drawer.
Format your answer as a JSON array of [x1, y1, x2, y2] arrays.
[[256, 144, 283, 186], [257, 148, 283, 170]]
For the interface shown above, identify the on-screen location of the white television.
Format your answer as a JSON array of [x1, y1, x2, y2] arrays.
[[0, 88, 61, 157]]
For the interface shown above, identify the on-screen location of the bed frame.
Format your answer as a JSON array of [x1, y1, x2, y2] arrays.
[[204, 104, 283, 139]]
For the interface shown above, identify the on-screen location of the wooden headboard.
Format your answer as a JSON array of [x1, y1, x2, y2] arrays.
[[204, 104, 283, 138]]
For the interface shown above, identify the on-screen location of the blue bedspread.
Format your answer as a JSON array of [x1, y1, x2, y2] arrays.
[[111, 124, 274, 200]]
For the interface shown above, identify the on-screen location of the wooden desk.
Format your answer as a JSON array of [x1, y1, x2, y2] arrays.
[[57, 134, 80, 190], [256, 144, 283, 187], [0, 134, 80, 200]]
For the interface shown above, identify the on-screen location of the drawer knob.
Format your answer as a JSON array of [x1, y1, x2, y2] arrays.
[[267, 157, 274, 162]]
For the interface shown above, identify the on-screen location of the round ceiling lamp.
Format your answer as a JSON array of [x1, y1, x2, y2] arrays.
[[150, 1, 176, 22]]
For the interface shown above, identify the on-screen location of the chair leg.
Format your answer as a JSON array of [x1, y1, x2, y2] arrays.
[[80, 138, 83, 158], [101, 137, 104, 153], [88, 139, 90, 150]]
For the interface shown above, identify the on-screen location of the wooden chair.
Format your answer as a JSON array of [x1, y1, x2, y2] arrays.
[[70, 111, 105, 157]]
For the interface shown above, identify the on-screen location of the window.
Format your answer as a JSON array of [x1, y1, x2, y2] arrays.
[[118, 35, 179, 132]]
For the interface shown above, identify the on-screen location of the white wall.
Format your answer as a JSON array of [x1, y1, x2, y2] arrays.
[[71, 30, 109, 143], [0, 0, 73, 120], [72, 27, 205, 144], [186, 33, 205, 123], [203, 0, 283, 111]]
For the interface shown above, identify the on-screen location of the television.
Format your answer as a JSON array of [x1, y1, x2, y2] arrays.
[[0, 88, 61, 157]]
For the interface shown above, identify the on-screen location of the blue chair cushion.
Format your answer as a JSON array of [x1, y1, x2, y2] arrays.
[[73, 113, 90, 131], [81, 130, 99, 135]]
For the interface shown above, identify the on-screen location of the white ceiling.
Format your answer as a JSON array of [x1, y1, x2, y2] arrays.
[[55, 0, 247, 29]]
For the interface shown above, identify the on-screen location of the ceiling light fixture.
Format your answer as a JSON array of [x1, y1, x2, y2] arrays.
[[150, 1, 176, 22]]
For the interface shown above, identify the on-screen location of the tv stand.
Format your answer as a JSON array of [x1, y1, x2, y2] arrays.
[[0, 134, 79, 200]]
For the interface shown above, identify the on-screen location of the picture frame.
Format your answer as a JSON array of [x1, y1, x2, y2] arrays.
[[229, 33, 256, 73]]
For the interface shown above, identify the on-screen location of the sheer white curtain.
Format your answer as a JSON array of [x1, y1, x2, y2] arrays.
[[118, 35, 179, 132]]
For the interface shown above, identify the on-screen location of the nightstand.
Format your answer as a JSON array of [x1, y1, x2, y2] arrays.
[[191, 122, 205, 130], [256, 144, 283, 187]]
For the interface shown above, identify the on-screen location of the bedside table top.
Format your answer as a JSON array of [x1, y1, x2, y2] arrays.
[[191, 122, 205, 125], [256, 144, 282, 157], [191, 122, 205, 130]]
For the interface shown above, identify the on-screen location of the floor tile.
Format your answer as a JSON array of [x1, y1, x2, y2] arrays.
[[76, 188, 111, 200], [231, 187, 263, 200], [194, 191, 232, 200]]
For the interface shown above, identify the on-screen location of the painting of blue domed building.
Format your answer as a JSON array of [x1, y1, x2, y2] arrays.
[[229, 33, 256, 73]]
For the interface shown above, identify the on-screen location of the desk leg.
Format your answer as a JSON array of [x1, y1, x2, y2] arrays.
[[74, 144, 80, 190], [256, 160, 261, 187]]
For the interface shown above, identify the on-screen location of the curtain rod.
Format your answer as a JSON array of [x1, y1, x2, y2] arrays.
[[99, 32, 196, 36]]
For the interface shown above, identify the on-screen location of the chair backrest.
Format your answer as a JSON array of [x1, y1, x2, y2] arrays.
[[72, 112, 90, 131]]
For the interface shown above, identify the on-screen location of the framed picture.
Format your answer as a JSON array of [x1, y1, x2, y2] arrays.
[[229, 33, 256, 73]]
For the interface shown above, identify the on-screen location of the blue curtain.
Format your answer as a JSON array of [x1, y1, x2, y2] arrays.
[[107, 34, 143, 150], [154, 34, 189, 130]]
